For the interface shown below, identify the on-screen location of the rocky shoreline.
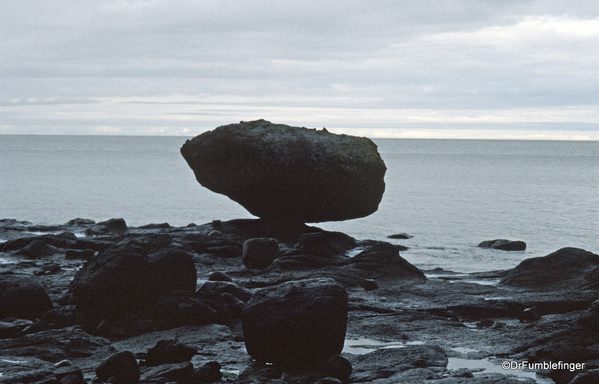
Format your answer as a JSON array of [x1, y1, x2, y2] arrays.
[[1, 217, 598, 384]]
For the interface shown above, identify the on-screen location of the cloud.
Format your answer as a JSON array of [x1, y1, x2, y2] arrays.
[[0, 1, 597, 138]]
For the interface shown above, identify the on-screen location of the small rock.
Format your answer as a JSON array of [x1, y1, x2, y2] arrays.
[[324, 355, 352, 380], [145, 340, 197, 366], [519, 306, 542, 323], [96, 351, 140, 384], [478, 239, 526, 251], [17, 240, 58, 257], [85, 218, 127, 236], [387, 233, 412, 239], [194, 361, 222, 383], [208, 271, 233, 282], [243, 238, 280, 270], [315, 378, 342, 384], [359, 279, 379, 291]]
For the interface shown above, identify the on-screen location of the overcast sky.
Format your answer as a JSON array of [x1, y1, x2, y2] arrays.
[[1, 0, 598, 139]]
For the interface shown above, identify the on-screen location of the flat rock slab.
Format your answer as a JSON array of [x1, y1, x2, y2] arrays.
[[181, 120, 386, 224]]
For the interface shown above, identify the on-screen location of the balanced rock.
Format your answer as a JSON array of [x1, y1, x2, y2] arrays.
[[181, 120, 386, 227], [242, 278, 348, 369]]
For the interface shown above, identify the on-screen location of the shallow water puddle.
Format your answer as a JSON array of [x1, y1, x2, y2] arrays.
[[343, 337, 422, 354]]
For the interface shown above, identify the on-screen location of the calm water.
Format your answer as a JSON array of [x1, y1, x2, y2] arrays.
[[1, 135, 597, 272]]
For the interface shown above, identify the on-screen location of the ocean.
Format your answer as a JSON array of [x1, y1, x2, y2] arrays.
[[1, 135, 597, 273]]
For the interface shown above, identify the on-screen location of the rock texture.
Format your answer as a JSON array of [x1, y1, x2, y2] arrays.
[[242, 278, 348, 369], [181, 120, 386, 226]]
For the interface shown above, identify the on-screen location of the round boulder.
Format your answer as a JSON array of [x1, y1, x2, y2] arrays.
[[242, 278, 348, 369], [181, 120, 386, 224], [242, 238, 280, 270], [0, 276, 53, 320]]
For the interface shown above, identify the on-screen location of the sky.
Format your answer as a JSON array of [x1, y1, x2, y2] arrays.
[[1, 0, 598, 139]]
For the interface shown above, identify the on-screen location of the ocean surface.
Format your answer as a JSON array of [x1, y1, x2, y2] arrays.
[[1, 135, 597, 273]]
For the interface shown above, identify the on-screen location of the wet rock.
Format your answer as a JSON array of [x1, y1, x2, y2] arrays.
[[500, 248, 599, 290], [347, 345, 447, 382], [0, 326, 110, 361], [519, 306, 542, 323], [0, 275, 53, 320], [242, 278, 348, 369], [145, 339, 197, 366], [359, 279, 379, 291], [15, 239, 58, 257], [243, 238, 280, 270], [478, 239, 526, 251], [40, 305, 83, 328], [85, 218, 127, 236], [96, 351, 140, 384], [180, 120, 386, 228], [140, 361, 195, 383]]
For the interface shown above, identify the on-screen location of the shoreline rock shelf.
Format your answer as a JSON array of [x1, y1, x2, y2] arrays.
[[0, 218, 598, 384]]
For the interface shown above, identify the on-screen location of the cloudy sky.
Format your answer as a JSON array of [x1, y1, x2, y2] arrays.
[[1, 0, 598, 139]]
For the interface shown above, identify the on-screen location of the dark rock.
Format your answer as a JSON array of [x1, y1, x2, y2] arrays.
[[16, 239, 58, 257], [147, 247, 197, 296], [66, 218, 95, 226], [0, 321, 20, 338], [300, 232, 345, 257], [140, 361, 195, 383], [0, 275, 53, 320], [499, 248, 599, 290], [208, 271, 233, 282], [65, 249, 95, 260], [180, 120, 386, 225], [359, 279, 379, 291], [63, 244, 154, 316], [0, 326, 110, 361], [387, 233, 412, 239], [194, 361, 222, 383], [151, 291, 219, 329], [348, 345, 447, 382], [196, 281, 253, 303], [323, 355, 352, 380], [243, 238, 280, 270], [85, 218, 127, 235], [519, 306, 542, 323], [34, 263, 62, 276], [578, 299, 599, 332], [40, 305, 83, 328], [96, 351, 140, 384], [242, 278, 348, 369], [478, 239, 526, 251], [112, 233, 173, 255], [145, 339, 197, 366], [569, 369, 599, 384], [138, 222, 171, 229], [205, 245, 243, 258], [315, 378, 341, 384]]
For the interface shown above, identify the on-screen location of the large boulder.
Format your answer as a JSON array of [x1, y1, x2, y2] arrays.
[[499, 248, 599, 290], [242, 278, 348, 369], [181, 120, 386, 227]]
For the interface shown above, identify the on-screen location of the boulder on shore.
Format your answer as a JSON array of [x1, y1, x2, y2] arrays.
[[180, 120, 386, 231], [242, 278, 348, 370], [499, 247, 599, 290]]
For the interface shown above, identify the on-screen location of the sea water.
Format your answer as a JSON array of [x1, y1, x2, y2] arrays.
[[1, 135, 597, 273]]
